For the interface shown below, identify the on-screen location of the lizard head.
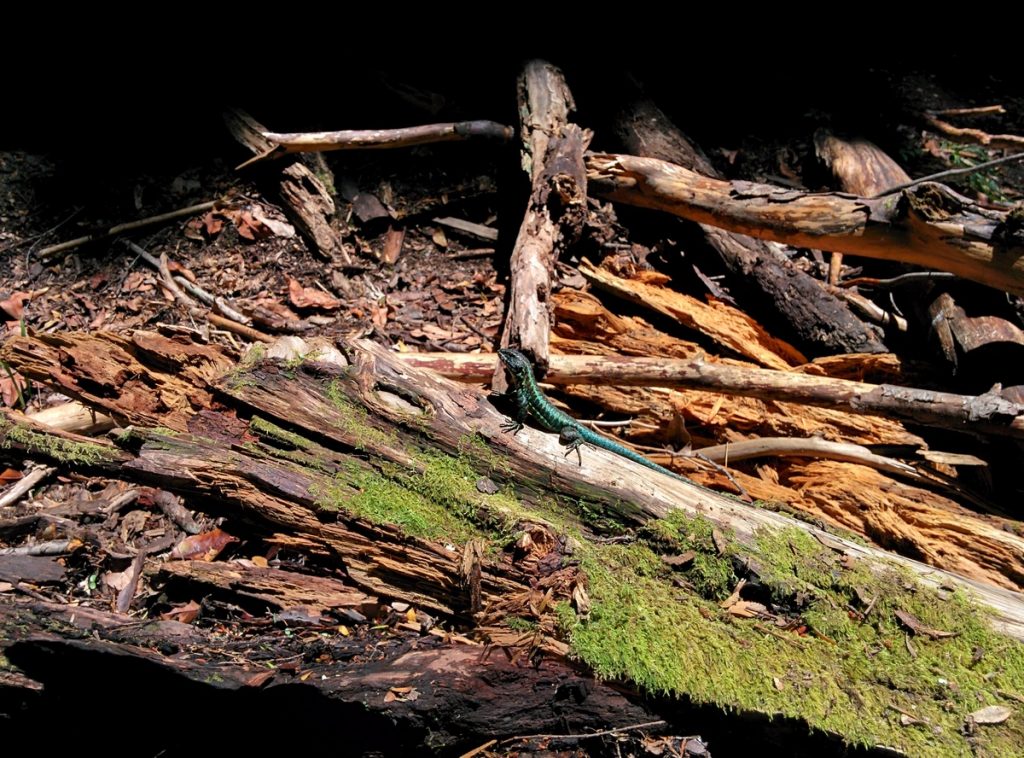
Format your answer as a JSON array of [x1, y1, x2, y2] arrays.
[[497, 348, 534, 386]]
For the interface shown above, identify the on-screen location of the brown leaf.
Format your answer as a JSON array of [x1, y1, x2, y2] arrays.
[[382, 225, 405, 265], [287, 277, 341, 311], [0, 468, 23, 484], [969, 705, 1012, 725], [169, 528, 239, 561], [245, 670, 276, 688], [894, 609, 958, 639], [248, 205, 295, 238], [202, 211, 225, 237], [161, 599, 201, 624], [726, 599, 767, 618], [0, 291, 31, 320], [661, 550, 696, 569], [0, 371, 28, 407]]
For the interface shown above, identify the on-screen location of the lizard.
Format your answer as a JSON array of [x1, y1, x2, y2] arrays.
[[497, 347, 724, 496]]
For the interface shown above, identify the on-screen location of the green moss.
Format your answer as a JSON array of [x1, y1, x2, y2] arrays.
[[505, 616, 539, 632], [249, 416, 315, 451], [313, 446, 525, 544], [324, 379, 395, 450], [638, 511, 736, 599], [1, 417, 116, 465], [558, 526, 1024, 757]]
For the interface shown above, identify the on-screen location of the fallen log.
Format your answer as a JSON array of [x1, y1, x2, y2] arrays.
[[497, 60, 591, 388], [3, 332, 1024, 756], [614, 97, 886, 355], [587, 152, 1024, 296]]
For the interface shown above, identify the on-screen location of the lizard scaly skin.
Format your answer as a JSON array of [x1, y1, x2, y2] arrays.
[[497, 348, 721, 496]]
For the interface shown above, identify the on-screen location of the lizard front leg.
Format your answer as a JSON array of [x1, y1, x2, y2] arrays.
[[558, 425, 585, 466], [500, 388, 529, 434]]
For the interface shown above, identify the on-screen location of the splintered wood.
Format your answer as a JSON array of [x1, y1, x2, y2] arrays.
[[546, 284, 1023, 591]]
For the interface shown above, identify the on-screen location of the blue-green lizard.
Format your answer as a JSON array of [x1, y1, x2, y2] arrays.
[[498, 348, 722, 494]]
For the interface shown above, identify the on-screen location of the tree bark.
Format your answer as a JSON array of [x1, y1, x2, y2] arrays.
[[587, 153, 1024, 296], [614, 99, 887, 355], [3, 331, 1024, 640], [497, 60, 591, 388]]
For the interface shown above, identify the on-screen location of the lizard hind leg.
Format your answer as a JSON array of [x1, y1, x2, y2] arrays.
[[558, 426, 585, 466]]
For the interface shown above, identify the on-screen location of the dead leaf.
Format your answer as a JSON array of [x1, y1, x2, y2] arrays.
[[101, 567, 133, 593], [169, 528, 239, 561], [245, 670, 276, 688], [287, 277, 341, 311], [726, 599, 767, 618], [969, 705, 1012, 725], [894, 609, 958, 639], [431, 227, 448, 248], [248, 204, 295, 238], [161, 599, 201, 623], [251, 555, 268, 568], [0, 468, 22, 483], [385, 686, 420, 703], [0, 371, 28, 407], [0, 291, 31, 320], [382, 225, 405, 265], [661, 550, 696, 569], [203, 211, 225, 237]]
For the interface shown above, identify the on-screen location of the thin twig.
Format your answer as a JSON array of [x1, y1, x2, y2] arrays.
[[923, 112, 1024, 150], [0, 539, 75, 556], [36, 200, 217, 259], [207, 312, 273, 343], [501, 719, 667, 744], [869, 151, 1024, 198], [934, 105, 1006, 117], [840, 271, 957, 289], [0, 466, 55, 508]]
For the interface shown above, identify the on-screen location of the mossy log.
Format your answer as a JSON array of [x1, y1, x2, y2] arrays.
[[3, 332, 1024, 755]]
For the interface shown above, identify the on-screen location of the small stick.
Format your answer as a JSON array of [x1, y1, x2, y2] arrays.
[[37, 201, 217, 259], [0, 538, 75, 556], [207, 312, 273, 343], [868, 151, 1024, 198], [239, 121, 514, 168], [501, 719, 667, 744], [933, 105, 1006, 117], [158, 251, 197, 307], [840, 271, 956, 289], [0, 466, 55, 508], [923, 112, 1024, 150]]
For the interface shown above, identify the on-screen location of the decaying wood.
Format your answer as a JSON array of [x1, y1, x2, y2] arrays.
[[817, 131, 1024, 383], [587, 152, 1024, 296], [27, 401, 113, 435], [579, 259, 806, 370], [397, 346, 1024, 441], [497, 60, 591, 388], [815, 129, 913, 284], [927, 290, 1024, 374], [4, 331, 1024, 640], [242, 120, 514, 166], [615, 98, 886, 355], [224, 109, 350, 264], [0, 600, 655, 754]]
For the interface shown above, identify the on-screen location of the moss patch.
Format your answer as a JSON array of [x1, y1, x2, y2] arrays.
[[1, 416, 117, 465], [324, 379, 396, 450], [560, 522, 1024, 757], [313, 446, 523, 545]]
